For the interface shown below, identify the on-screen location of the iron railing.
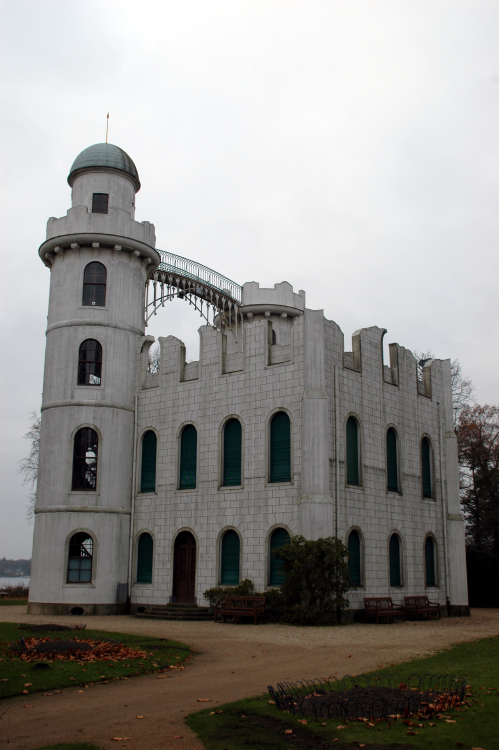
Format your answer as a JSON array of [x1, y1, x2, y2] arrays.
[[157, 249, 242, 303]]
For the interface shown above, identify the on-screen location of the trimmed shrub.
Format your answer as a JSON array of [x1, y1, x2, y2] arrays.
[[203, 578, 255, 608]]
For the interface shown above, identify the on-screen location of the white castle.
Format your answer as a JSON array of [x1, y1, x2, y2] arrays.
[[28, 143, 469, 618]]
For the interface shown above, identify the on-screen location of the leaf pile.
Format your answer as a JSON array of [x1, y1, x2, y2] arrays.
[[10, 636, 151, 663]]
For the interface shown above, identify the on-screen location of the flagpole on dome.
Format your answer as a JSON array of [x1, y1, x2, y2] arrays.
[[105, 112, 109, 144]]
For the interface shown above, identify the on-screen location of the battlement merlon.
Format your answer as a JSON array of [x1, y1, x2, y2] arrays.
[[46, 206, 156, 248], [240, 281, 305, 317]]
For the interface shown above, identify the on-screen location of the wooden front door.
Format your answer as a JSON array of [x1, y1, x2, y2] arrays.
[[173, 531, 196, 602]]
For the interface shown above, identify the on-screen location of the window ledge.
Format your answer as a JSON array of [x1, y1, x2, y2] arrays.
[[218, 485, 244, 492], [266, 481, 294, 487], [63, 583, 95, 588], [387, 491, 403, 497], [132, 584, 153, 588], [67, 491, 99, 496], [136, 491, 158, 496], [346, 484, 363, 490], [175, 489, 198, 495]]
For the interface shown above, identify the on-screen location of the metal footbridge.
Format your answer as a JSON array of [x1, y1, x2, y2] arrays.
[[146, 250, 243, 332]]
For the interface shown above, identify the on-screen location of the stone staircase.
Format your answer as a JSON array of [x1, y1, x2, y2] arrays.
[[135, 602, 212, 621]]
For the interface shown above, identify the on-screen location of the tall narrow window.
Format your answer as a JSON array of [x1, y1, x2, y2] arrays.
[[92, 193, 109, 214], [386, 427, 399, 492], [78, 339, 102, 385], [271, 328, 277, 345], [179, 425, 197, 489], [82, 262, 107, 307], [136, 533, 153, 584], [269, 412, 291, 483], [389, 534, 401, 586], [422, 437, 432, 498], [269, 528, 290, 585], [140, 431, 157, 493], [72, 428, 98, 491], [425, 537, 436, 586], [348, 530, 361, 586], [220, 530, 240, 585], [222, 419, 242, 487], [67, 533, 93, 583], [346, 417, 360, 485]]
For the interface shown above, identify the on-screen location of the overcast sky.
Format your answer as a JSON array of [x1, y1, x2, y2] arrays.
[[1, 1, 498, 560]]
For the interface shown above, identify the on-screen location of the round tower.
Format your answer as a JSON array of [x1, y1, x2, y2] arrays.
[[29, 143, 159, 615]]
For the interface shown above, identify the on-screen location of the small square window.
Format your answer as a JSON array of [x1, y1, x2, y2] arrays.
[[92, 193, 109, 214]]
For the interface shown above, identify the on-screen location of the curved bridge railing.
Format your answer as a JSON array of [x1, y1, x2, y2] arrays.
[[156, 250, 242, 303]]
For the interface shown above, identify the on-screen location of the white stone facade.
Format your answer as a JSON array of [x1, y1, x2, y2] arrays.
[[28, 144, 469, 617]]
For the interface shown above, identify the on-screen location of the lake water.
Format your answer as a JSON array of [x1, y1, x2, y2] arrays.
[[0, 577, 30, 589]]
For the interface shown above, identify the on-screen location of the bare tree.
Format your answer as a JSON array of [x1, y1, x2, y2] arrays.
[[413, 350, 474, 425], [18, 410, 41, 523], [147, 343, 161, 373]]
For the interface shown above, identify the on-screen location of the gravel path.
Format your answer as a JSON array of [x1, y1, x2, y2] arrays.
[[0, 606, 498, 749]]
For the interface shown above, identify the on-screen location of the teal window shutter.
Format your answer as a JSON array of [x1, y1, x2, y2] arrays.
[[270, 412, 291, 483], [425, 537, 436, 586], [422, 438, 432, 498], [137, 533, 153, 584], [223, 419, 242, 487], [140, 431, 157, 493], [389, 534, 401, 586], [269, 528, 290, 585], [346, 417, 359, 485], [348, 530, 361, 586], [180, 425, 197, 489], [386, 428, 398, 492], [220, 530, 240, 585]]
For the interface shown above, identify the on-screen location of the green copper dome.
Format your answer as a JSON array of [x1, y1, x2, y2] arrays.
[[68, 143, 141, 191]]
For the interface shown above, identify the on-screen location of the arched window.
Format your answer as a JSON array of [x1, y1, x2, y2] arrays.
[[140, 431, 157, 493], [269, 412, 291, 483], [72, 428, 98, 491], [67, 532, 93, 583], [348, 530, 361, 586], [136, 533, 153, 584], [421, 437, 432, 498], [82, 262, 107, 307], [78, 339, 102, 385], [389, 534, 402, 587], [346, 417, 360, 486], [220, 530, 240, 585], [271, 328, 277, 345], [386, 427, 399, 492], [222, 419, 242, 487], [425, 537, 436, 586], [269, 528, 290, 585], [179, 425, 197, 490]]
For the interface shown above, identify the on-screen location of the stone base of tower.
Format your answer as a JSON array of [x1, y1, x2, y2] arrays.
[[27, 601, 127, 616]]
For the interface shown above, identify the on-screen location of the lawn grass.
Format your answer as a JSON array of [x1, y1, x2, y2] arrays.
[[0, 599, 28, 606], [187, 635, 499, 750], [0, 622, 192, 699]]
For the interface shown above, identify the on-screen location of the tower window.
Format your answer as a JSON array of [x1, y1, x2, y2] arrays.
[[389, 533, 402, 586], [269, 528, 290, 585], [348, 530, 362, 586], [136, 533, 154, 584], [92, 193, 109, 214], [271, 328, 277, 345], [179, 425, 197, 490], [82, 262, 107, 307], [222, 418, 242, 487], [140, 431, 157, 493], [346, 417, 360, 486], [67, 532, 93, 583], [78, 339, 102, 385], [220, 530, 240, 585], [269, 412, 291, 483], [425, 536, 436, 586], [421, 437, 433, 498], [72, 428, 98, 491], [386, 427, 399, 492]]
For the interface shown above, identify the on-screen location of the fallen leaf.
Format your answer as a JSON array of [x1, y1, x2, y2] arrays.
[[24, 705, 35, 708], [347, 654, 352, 657], [210, 712, 215, 715], [284, 729, 293, 735], [429, 723, 436, 727], [336, 725, 346, 729], [407, 731, 418, 736], [110, 739, 131, 742], [268, 700, 275, 705], [445, 720, 456, 723], [22, 690, 29, 695], [77, 690, 84, 693], [24, 683, 32, 687], [320, 722, 326, 726], [0, 679, 7, 682], [197, 698, 212, 702], [135, 716, 144, 719], [69, 678, 75, 681], [173, 737, 183, 740], [298, 719, 307, 725]]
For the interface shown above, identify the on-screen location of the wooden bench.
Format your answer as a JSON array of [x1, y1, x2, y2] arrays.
[[404, 595, 441, 620], [364, 597, 405, 624], [214, 595, 266, 624]]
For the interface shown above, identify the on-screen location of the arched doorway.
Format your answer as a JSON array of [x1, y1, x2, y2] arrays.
[[172, 531, 196, 602]]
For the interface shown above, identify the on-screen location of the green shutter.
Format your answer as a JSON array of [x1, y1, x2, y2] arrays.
[[422, 438, 432, 498], [180, 425, 197, 489], [386, 428, 398, 492], [389, 534, 401, 586], [270, 528, 290, 585], [223, 419, 242, 486], [137, 533, 153, 584], [348, 530, 361, 586], [425, 537, 436, 586], [346, 417, 359, 485], [221, 530, 240, 585], [140, 431, 157, 493], [270, 412, 291, 483]]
